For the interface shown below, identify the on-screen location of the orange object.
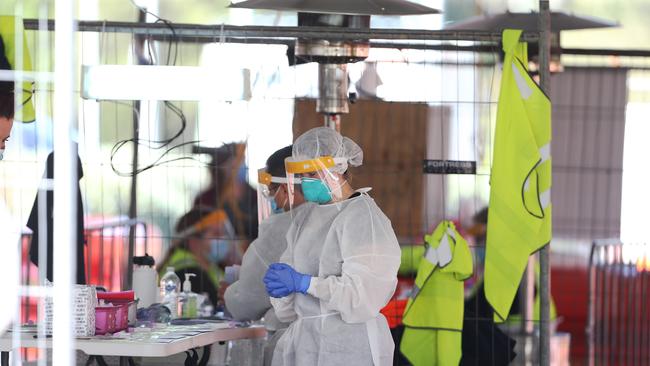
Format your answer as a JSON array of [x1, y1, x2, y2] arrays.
[[381, 299, 408, 328]]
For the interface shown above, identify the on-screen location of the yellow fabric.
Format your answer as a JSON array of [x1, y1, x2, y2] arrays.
[[485, 29, 552, 323], [161, 248, 223, 289], [401, 328, 461, 366], [401, 221, 473, 366], [258, 170, 273, 185], [284, 156, 336, 173], [398, 245, 425, 276], [0, 16, 35, 122]]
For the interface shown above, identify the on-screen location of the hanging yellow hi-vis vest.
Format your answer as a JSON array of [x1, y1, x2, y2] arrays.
[[0, 16, 35, 122], [484, 29, 552, 322], [400, 221, 473, 366]]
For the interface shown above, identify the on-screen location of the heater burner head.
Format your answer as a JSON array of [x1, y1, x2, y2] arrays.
[[229, 0, 440, 16], [444, 11, 617, 32], [294, 12, 370, 64], [229, 0, 441, 119]]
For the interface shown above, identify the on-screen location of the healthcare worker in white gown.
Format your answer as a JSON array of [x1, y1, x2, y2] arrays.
[[263, 127, 401, 366], [224, 145, 313, 366]]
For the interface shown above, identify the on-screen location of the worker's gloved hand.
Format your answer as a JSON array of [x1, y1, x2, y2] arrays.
[[263, 263, 311, 298]]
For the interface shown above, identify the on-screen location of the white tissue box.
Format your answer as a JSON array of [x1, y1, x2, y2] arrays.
[[42, 282, 97, 337]]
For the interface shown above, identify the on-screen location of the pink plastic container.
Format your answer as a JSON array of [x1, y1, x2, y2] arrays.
[[96, 291, 136, 333], [113, 302, 130, 331], [95, 306, 117, 335]]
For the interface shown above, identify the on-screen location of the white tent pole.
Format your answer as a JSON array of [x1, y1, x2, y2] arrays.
[[52, 0, 77, 364]]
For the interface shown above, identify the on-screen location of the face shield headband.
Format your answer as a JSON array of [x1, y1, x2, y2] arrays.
[[284, 156, 348, 206], [257, 169, 290, 222]]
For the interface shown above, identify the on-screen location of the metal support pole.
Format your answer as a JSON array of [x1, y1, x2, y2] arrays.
[[125, 99, 139, 291], [519, 266, 529, 364], [586, 241, 598, 366], [22, 19, 540, 43], [125, 9, 148, 291], [520, 256, 536, 364], [538, 1, 552, 365], [37, 4, 52, 365]]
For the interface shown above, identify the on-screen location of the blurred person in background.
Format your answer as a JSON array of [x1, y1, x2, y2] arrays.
[[158, 207, 240, 307], [193, 142, 259, 242], [464, 206, 491, 319], [221, 145, 311, 366], [27, 151, 86, 284]]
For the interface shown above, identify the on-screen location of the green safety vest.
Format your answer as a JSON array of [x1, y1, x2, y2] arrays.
[[160, 248, 223, 291], [485, 29, 552, 322], [505, 262, 558, 324], [0, 16, 35, 122], [401, 221, 473, 366], [399, 244, 425, 276], [404, 246, 558, 323]]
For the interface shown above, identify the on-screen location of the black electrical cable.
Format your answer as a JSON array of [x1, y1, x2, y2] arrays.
[[110, 2, 210, 177]]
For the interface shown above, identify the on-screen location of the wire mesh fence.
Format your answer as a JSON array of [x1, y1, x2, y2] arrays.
[[1, 14, 649, 365], [587, 240, 650, 366]]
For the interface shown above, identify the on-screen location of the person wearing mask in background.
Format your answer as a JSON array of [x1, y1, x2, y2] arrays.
[[193, 142, 259, 242], [264, 127, 401, 366], [158, 207, 237, 307], [464, 207, 491, 319], [222, 145, 311, 366]]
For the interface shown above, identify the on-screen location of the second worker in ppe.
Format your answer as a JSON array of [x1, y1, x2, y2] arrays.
[[264, 127, 401, 366], [223, 145, 312, 366]]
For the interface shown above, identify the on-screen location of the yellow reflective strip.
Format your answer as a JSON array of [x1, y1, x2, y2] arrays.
[[285, 156, 336, 174], [194, 210, 227, 232], [258, 171, 272, 185]]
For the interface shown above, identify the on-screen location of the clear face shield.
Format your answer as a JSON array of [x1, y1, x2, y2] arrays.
[[257, 168, 289, 223], [284, 156, 349, 209]]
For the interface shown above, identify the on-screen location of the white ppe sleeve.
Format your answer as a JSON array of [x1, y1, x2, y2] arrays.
[[306, 197, 401, 323], [269, 222, 300, 323], [224, 243, 271, 321], [270, 294, 298, 323], [225, 211, 294, 322]]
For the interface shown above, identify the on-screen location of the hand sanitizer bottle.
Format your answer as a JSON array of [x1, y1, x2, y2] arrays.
[[180, 273, 198, 318]]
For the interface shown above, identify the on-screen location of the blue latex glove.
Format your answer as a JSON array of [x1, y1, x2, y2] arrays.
[[263, 263, 311, 298]]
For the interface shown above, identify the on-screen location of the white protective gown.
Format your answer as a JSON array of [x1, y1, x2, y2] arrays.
[[270, 192, 401, 366], [225, 203, 314, 366]]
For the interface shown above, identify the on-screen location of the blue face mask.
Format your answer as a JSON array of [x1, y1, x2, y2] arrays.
[[474, 239, 485, 265], [209, 239, 231, 263], [237, 163, 248, 183], [301, 178, 332, 204], [270, 199, 284, 214]]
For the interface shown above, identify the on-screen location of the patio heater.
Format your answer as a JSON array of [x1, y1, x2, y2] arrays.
[[445, 11, 618, 73], [230, 0, 441, 129]]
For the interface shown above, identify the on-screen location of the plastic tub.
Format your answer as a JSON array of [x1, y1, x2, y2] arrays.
[[97, 291, 137, 328], [95, 306, 117, 335], [113, 303, 128, 332]]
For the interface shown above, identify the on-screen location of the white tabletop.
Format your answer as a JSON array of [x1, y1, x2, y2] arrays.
[[0, 323, 266, 358]]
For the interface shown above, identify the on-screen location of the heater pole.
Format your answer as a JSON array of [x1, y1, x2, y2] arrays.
[[324, 114, 341, 132]]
